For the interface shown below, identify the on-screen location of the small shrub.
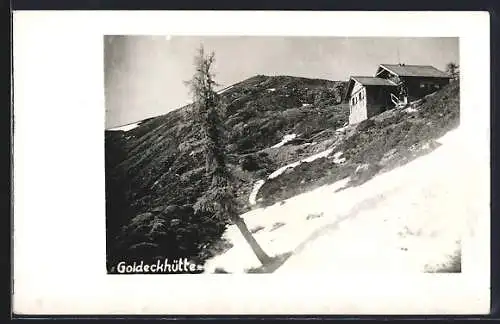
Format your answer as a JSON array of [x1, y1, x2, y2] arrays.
[[240, 155, 260, 171], [306, 212, 324, 220], [250, 225, 265, 234]]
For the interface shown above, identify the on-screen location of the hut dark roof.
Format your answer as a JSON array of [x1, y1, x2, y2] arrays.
[[377, 64, 451, 78]]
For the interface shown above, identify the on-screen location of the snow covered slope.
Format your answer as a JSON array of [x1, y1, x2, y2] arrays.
[[203, 126, 482, 274]]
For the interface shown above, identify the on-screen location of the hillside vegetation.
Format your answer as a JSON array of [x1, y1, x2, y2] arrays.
[[105, 75, 459, 273]]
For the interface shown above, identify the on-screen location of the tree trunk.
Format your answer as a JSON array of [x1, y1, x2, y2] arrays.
[[233, 216, 273, 265]]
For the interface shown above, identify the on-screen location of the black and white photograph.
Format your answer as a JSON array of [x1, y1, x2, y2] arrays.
[[105, 35, 466, 275], [13, 11, 490, 315]]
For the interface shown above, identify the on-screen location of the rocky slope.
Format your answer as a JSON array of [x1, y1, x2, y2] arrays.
[[105, 74, 460, 273]]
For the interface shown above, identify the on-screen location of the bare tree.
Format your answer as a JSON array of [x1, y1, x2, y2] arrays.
[[185, 45, 273, 266]]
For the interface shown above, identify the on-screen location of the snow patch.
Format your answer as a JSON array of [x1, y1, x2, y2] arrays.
[[251, 145, 329, 202], [332, 151, 346, 164], [355, 163, 370, 173], [249, 180, 266, 205], [420, 143, 430, 150], [302, 148, 334, 163], [404, 107, 418, 113], [268, 148, 334, 179], [108, 123, 140, 132], [268, 161, 302, 179], [334, 157, 346, 164], [271, 134, 297, 148], [217, 85, 234, 94]]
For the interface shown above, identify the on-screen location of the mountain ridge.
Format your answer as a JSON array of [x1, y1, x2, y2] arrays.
[[107, 74, 346, 131]]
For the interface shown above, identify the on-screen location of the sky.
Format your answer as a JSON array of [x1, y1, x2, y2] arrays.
[[104, 36, 459, 129]]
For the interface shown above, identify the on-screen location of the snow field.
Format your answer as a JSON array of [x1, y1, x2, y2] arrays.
[[204, 128, 475, 274]]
